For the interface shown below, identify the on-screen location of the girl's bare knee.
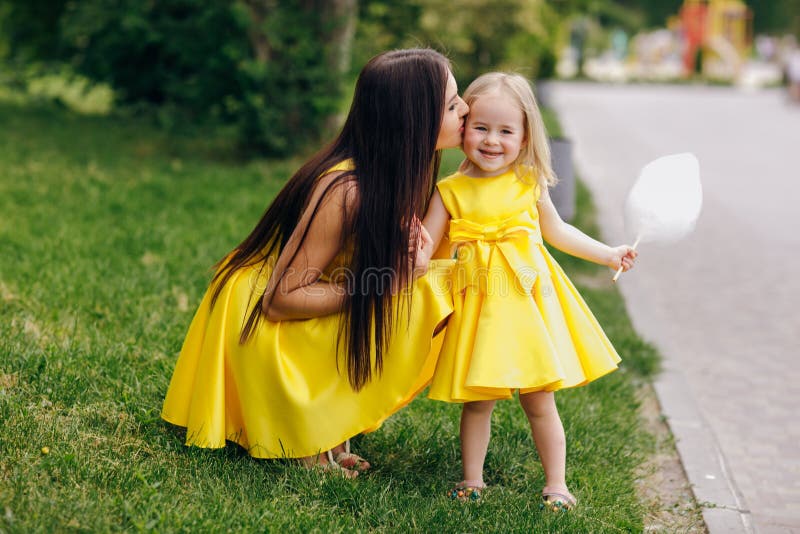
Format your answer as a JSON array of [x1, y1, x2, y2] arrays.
[[463, 399, 496, 416], [519, 391, 556, 418]]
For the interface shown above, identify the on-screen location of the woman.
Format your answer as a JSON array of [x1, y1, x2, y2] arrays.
[[161, 48, 469, 477]]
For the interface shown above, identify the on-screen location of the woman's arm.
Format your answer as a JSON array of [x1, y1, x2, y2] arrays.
[[262, 172, 356, 321], [538, 185, 636, 271]]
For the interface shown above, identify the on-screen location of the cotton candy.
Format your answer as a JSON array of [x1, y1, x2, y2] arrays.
[[614, 153, 702, 281]]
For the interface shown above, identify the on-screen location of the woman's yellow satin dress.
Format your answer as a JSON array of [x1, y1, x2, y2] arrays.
[[162, 163, 454, 459], [428, 169, 621, 403]]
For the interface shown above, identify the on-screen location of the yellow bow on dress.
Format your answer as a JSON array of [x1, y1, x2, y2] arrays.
[[449, 210, 542, 297]]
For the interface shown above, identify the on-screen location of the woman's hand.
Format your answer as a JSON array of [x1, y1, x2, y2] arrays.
[[411, 216, 434, 279], [392, 216, 434, 294], [607, 245, 638, 272]]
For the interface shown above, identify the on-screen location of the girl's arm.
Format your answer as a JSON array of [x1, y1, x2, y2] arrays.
[[538, 185, 637, 272], [422, 189, 451, 254], [262, 172, 355, 321]]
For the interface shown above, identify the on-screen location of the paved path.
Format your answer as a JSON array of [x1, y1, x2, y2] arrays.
[[545, 82, 800, 533]]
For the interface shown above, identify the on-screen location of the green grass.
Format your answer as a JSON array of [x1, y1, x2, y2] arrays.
[[1, 99, 660, 532]]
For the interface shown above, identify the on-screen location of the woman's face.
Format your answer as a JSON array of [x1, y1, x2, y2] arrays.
[[435, 72, 469, 150]]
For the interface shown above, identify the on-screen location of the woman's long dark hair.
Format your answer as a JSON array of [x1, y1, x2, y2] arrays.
[[209, 48, 450, 390]]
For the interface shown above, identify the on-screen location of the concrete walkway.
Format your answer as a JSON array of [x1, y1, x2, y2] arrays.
[[544, 82, 800, 533]]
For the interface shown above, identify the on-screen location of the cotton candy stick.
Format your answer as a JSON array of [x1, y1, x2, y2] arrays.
[[612, 235, 641, 282]]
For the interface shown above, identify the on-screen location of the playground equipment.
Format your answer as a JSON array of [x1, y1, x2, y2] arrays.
[[679, 0, 752, 79]]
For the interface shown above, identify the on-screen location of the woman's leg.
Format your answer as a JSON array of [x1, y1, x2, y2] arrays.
[[460, 400, 496, 485], [518, 391, 574, 500]]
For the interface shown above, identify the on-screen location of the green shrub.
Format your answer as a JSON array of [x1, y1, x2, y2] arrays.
[[0, 0, 347, 156]]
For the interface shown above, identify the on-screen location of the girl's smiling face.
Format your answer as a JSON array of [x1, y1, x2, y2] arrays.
[[435, 72, 469, 150], [462, 92, 526, 177]]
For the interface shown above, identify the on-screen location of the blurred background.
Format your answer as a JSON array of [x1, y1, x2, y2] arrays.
[[1, 0, 799, 158]]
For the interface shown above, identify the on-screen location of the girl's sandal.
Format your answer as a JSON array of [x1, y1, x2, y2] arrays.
[[329, 440, 371, 473], [540, 492, 577, 512], [448, 480, 486, 502]]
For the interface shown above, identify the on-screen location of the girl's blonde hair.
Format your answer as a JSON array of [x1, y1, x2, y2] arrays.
[[462, 72, 557, 187]]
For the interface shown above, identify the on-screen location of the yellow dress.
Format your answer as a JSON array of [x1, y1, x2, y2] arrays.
[[427, 169, 621, 402], [162, 162, 454, 459]]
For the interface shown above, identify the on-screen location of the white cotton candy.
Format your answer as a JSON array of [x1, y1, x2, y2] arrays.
[[623, 153, 703, 245]]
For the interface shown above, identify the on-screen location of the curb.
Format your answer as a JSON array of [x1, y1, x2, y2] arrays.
[[654, 364, 754, 533]]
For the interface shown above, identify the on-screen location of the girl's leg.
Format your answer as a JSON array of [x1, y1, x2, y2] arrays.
[[460, 400, 496, 485], [518, 391, 574, 500]]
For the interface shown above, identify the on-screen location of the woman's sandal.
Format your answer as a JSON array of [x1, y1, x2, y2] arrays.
[[540, 491, 577, 512], [327, 440, 371, 473], [301, 443, 361, 479], [448, 480, 486, 502], [311, 460, 359, 479]]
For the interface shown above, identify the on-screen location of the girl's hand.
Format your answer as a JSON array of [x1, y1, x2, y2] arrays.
[[608, 245, 638, 272]]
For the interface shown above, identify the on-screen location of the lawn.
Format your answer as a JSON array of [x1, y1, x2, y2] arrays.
[[1, 98, 666, 532]]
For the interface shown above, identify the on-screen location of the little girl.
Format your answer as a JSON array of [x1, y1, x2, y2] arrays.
[[422, 73, 637, 509]]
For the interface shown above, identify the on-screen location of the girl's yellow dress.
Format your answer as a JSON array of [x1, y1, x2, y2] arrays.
[[162, 162, 454, 459], [428, 169, 621, 402]]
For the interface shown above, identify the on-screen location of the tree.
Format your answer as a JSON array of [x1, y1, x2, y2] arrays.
[[233, 0, 357, 154], [0, 0, 67, 62], [355, 0, 559, 85], [0, 0, 357, 156], [750, 0, 800, 37]]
